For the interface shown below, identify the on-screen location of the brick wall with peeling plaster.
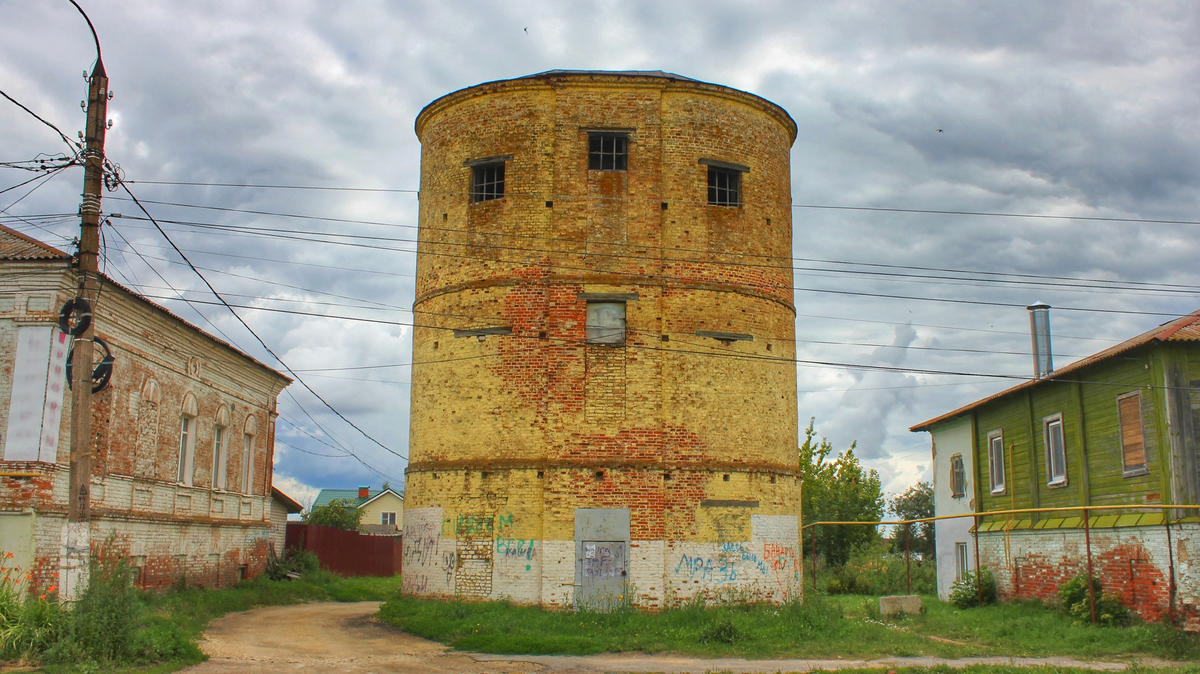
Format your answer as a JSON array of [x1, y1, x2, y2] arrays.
[[403, 73, 803, 608], [0, 259, 289, 593], [979, 526, 1200, 630]]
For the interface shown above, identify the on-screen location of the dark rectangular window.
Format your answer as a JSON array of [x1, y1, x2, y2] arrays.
[[588, 133, 628, 170], [472, 162, 505, 202], [708, 167, 740, 206]]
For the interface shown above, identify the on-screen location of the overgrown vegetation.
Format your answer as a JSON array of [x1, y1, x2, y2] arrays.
[[0, 554, 63, 662], [823, 540, 936, 596], [799, 418, 885, 566], [0, 546, 402, 672], [1057, 573, 1131, 626], [302, 497, 364, 531], [949, 566, 998, 608], [887, 481, 935, 559], [264, 547, 321, 581]]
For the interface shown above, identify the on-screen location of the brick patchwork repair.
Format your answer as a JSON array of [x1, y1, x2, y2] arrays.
[[404, 71, 802, 607], [979, 526, 1200, 630]]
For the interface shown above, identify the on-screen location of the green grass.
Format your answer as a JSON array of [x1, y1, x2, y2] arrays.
[[882, 596, 1200, 660], [378, 592, 1200, 662]]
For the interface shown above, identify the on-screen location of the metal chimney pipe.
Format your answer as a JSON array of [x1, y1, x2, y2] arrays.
[[1028, 302, 1053, 378]]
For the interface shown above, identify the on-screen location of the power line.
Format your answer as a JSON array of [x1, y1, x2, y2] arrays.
[[123, 179, 1200, 228], [0, 89, 80, 156], [115, 182, 408, 462], [108, 220, 408, 483], [108, 212, 1193, 319], [106, 195, 1200, 297], [108, 225, 407, 481], [109, 211, 1200, 300]]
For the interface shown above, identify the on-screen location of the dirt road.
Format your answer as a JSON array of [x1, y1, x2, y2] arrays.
[[185, 602, 1150, 673]]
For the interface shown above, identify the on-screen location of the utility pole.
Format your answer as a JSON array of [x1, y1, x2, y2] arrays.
[[63, 51, 107, 600]]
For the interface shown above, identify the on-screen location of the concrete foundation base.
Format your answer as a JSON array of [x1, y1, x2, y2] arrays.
[[880, 594, 923, 617]]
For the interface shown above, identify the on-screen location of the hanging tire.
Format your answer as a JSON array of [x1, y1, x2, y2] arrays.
[[66, 336, 115, 393], [58, 298, 92, 336]]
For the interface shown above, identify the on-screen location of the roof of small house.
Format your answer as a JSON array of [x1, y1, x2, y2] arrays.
[[910, 309, 1200, 432], [311, 488, 403, 509], [271, 487, 304, 514]]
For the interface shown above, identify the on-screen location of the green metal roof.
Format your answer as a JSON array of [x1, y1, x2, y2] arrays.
[[311, 488, 400, 509]]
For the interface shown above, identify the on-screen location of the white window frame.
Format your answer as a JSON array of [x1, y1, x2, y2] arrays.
[[177, 415, 196, 486], [988, 430, 1006, 495], [381, 511, 396, 526], [955, 542, 970, 581], [242, 433, 254, 494], [211, 426, 227, 491], [1044, 414, 1067, 486], [949, 453, 966, 498]]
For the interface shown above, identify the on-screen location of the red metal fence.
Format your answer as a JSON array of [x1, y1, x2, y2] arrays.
[[285, 523, 402, 577]]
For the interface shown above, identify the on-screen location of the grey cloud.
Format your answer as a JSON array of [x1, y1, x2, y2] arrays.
[[4, 0, 1199, 498]]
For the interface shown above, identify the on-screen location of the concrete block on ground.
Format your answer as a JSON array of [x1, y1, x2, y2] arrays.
[[880, 594, 923, 617]]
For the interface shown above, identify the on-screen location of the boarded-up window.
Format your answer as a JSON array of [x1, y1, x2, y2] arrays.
[[1044, 415, 1067, 485], [1118, 391, 1147, 473], [950, 454, 966, 498], [988, 431, 1005, 494], [586, 302, 625, 345]]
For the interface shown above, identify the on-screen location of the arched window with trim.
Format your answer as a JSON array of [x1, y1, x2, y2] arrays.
[[212, 405, 230, 490], [242, 415, 258, 494], [178, 392, 199, 486]]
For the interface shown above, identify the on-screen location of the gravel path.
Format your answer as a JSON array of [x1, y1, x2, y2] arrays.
[[184, 601, 1161, 673]]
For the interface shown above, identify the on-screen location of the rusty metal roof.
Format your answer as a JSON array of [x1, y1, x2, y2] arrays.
[[271, 487, 304, 514], [0, 224, 71, 260], [910, 309, 1200, 432], [0, 224, 290, 385]]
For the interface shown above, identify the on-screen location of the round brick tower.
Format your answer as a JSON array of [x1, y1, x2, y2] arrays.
[[403, 70, 800, 607]]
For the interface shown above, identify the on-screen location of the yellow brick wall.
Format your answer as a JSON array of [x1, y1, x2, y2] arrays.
[[405, 72, 801, 607]]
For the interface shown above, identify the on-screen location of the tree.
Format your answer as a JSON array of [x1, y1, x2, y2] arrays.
[[799, 418, 884, 567], [303, 498, 363, 531], [888, 481, 935, 559]]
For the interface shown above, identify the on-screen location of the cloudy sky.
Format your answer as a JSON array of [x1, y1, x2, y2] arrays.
[[2, 1, 1198, 506]]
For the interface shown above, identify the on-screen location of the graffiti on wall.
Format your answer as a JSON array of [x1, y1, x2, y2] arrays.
[[404, 507, 540, 599]]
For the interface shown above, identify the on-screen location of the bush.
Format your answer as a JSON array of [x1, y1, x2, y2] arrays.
[[824, 541, 935, 595], [1058, 573, 1131, 626], [265, 547, 321, 581], [949, 566, 998, 608], [304, 498, 363, 531], [697, 617, 742, 644]]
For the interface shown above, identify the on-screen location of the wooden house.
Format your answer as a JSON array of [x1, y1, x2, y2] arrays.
[[912, 311, 1200, 628]]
